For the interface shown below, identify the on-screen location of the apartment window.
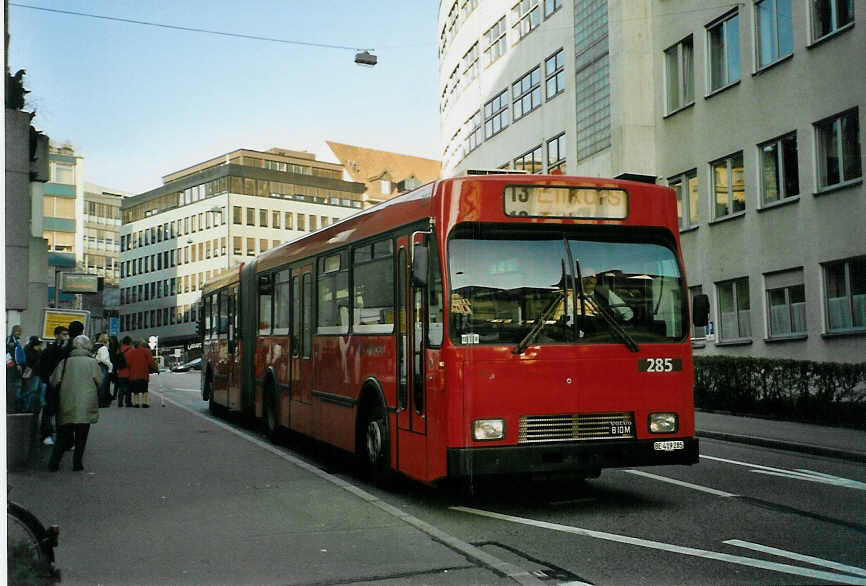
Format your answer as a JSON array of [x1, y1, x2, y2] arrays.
[[756, 0, 793, 68], [707, 11, 740, 92], [309, 216, 318, 231], [221, 237, 227, 255], [512, 0, 541, 41], [811, 0, 855, 42], [545, 49, 564, 99], [272, 211, 281, 229], [272, 239, 280, 248], [815, 108, 862, 190], [711, 152, 745, 219], [321, 216, 328, 227], [765, 269, 806, 338], [259, 209, 268, 227], [246, 238, 255, 256], [464, 110, 483, 155], [483, 16, 507, 66], [513, 67, 541, 121], [462, 42, 479, 85], [233, 237, 242, 255], [51, 162, 74, 184], [184, 217, 189, 234], [759, 133, 799, 205], [689, 286, 707, 344], [670, 170, 699, 228], [514, 145, 543, 174], [824, 256, 865, 333], [544, 0, 562, 18], [284, 212, 294, 230], [246, 208, 255, 226], [206, 240, 212, 259], [484, 89, 509, 139], [192, 215, 199, 233], [546, 133, 566, 173], [717, 277, 751, 341], [664, 36, 694, 113]]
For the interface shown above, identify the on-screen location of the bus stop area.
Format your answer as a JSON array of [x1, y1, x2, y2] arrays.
[[7, 381, 864, 584]]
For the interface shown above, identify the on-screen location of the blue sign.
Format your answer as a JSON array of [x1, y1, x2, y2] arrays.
[[109, 317, 120, 337]]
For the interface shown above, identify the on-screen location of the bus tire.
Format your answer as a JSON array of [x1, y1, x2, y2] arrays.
[[360, 402, 393, 488], [263, 382, 281, 442]]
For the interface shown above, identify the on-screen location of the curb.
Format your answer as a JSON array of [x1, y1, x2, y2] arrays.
[[696, 430, 866, 464]]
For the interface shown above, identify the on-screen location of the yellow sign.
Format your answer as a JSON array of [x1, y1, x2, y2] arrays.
[[41, 309, 90, 340], [504, 185, 629, 219]]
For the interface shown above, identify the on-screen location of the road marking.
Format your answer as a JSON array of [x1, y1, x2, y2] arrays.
[[171, 388, 202, 393], [622, 469, 738, 497], [701, 455, 866, 491], [451, 506, 866, 585], [725, 540, 866, 577], [149, 389, 544, 586]]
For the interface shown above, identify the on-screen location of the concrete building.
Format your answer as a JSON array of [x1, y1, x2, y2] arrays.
[[438, 0, 864, 363], [119, 147, 365, 361], [654, 0, 864, 363], [326, 141, 441, 206]]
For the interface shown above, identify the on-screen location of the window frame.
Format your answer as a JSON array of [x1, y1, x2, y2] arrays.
[[546, 133, 566, 174], [483, 16, 507, 67], [758, 132, 800, 207], [814, 108, 862, 191], [716, 277, 752, 342], [484, 89, 509, 140], [513, 144, 544, 174], [664, 35, 694, 114], [706, 9, 741, 93], [755, 0, 794, 70], [463, 109, 483, 156], [512, 0, 541, 42], [670, 169, 699, 229], [710, 151, 746, 220], [512, 66, 542, 122], [544, 48, 565, 100], [823, 256, 866, 334], [810, 0, 855, 44]]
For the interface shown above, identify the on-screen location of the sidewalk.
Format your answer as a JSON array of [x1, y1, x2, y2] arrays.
[[696, 410, 866, 463]]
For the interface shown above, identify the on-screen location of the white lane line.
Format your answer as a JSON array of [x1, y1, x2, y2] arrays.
[[149, 390, 544, 586], [701, 455, 866, 491], [725, 540, 866, 577], [171, 388, 202, 393], [622, 469, 738, 497], [451, 506, 866, 585]]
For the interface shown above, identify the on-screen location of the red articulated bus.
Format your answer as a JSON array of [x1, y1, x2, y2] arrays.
[[200, 175, 709, 485]]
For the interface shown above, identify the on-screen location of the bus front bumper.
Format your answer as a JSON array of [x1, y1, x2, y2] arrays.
[[447, 437, 699, 478]]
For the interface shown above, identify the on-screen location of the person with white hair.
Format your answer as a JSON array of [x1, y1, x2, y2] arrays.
[[48, 334, 104, 472]]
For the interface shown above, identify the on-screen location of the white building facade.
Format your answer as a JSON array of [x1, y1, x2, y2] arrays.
[[119, 148, 365, 358]]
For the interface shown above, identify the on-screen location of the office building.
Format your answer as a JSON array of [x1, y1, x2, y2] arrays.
[[119, 147, 365, 360]]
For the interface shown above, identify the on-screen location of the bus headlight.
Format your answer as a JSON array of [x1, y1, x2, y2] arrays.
[[473, 419, 505, 441], [649, 413, 678, 434]]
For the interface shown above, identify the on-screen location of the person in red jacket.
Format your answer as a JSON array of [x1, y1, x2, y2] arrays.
[[114, 336, 134, 407], [126, 340, 157, 408]]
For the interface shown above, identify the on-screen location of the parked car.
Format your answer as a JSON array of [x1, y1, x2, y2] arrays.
[[172, 358, 201, 373]]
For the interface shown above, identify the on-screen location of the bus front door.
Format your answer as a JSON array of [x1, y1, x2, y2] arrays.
[[290, 265, 314, 436], [227, 284, 242, 411], [395, 235, 427, 479]]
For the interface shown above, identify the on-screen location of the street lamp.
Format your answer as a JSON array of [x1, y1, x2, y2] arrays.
[[354, 50, 377, 67]]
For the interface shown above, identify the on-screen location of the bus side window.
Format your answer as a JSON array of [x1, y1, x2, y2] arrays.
[[427, 238, 444, 346], [259, 274, 273, 336], [292, 275, 301, 355], [303, 273, 312, 358]]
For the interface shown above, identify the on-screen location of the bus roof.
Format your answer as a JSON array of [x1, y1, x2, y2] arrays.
[[201, 263, 242, 295]]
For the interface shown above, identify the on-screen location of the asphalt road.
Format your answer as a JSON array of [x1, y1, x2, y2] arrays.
[[156, 372, 866, 586]]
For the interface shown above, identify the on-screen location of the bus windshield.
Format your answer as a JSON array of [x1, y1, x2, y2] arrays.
[[448, 225, 687, 346]]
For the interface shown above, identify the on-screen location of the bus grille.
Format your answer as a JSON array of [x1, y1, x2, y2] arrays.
[[518, 412, 636, 443]]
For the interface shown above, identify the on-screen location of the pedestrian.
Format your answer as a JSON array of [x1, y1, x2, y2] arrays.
[[6, 324, 26, 411], [39, 325, 70, 445], [126, 339, 157, 408], [20, 336, 45, 414], [48, 335, 103, 472], [108, 335, 120, 401], [114, 336, 134, 407], [94, 333, 113, 407]]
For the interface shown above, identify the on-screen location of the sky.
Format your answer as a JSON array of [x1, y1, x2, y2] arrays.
[[7, 1, 441, 194]]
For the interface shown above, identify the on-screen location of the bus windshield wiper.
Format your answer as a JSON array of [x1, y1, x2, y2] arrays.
[[584, 296, 640, 353], [513, 290, 565, 355]]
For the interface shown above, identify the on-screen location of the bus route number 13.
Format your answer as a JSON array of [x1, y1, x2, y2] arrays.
[[639, 358, 682, 372]]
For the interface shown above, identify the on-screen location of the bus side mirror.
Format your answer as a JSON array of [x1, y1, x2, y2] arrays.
[[412, 245, 428, 288], [692, 294, 709, 327]]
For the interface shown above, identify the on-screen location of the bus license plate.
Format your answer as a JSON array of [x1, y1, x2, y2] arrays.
[[653, 440, 684, 451]]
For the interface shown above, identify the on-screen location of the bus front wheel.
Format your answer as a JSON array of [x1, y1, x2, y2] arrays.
[[361, 403, 393, 488]]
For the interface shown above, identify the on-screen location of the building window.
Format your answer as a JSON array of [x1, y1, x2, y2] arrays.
[[689, 286, 706, 345], [259, 209, 268, 227], [462, 42, 479, 85], [756, 0, 793, 68], [544, 0, 562, 18], [759, 133, 799, 205], [233, 236, 242, 256], [246, 208, 255, 226], [546, 133, 566, 173], [297, 214, 305, 231], [707, 11, 740, 91], [513, 67, 541, 121], [246, 238, 255, 256], [309, 216, 317, 231], [272, 211, 281, 229], [514, 145, 544, 174], [670, 170, 699, 229], [483, 16, 507, 66], [484, 89, 509, 139], [260, 239, 268, 253], [717, 277, 751, 341], [379, 180, 390, 195], [765, 269, 806, 338], [51, 162, 74, 184], [545, 49, 564, 99], [815, 108, 861, 190], [463, 110, 483, 156], [664, 36, 694, 113], [711, 151, 745, 219], [824, 256, 865, 333], [233, 206, 242, 224], [811, 0, 855, 42], [284, 212, 294, 230], [512, 0, 541, 41]]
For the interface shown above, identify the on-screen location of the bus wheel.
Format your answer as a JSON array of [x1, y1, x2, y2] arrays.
[[263, 385, 280, 442], [362, 403, 393, 488]]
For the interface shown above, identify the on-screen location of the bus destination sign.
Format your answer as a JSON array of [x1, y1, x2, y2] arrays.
[[504, 185, 628, 219]]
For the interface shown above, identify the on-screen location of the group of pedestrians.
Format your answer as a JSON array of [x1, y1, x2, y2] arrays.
[[6, 320, 159, 472]]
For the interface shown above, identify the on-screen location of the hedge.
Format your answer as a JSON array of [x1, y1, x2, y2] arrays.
[[693, 356, 866, 428]]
